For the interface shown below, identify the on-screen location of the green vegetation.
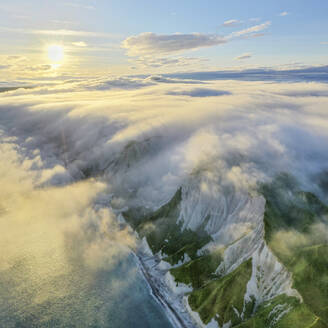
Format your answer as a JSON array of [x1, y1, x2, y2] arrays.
[[261, 173, 328, 241], [285, 245, 328, 324], [123, 189, 212, 265], [236, 294, 322, 328], [123, 174, 328, 327], [188, 259, 253, 327], [170, 249, 223, 289], [261, 173, 328, 326]]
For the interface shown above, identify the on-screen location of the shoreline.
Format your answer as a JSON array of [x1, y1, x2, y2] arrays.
[[132, 248, 199, 328], [134, 253, 190, 328]]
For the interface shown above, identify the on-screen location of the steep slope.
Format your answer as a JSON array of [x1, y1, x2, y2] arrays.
[[261, 174, 328, 327], [121, 170, 327, 327]]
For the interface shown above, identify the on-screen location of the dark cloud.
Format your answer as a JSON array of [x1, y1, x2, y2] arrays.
[[146, 75, 206, 84]]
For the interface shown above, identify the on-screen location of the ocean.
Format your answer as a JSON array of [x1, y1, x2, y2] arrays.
[[0, 227, 173, 328]]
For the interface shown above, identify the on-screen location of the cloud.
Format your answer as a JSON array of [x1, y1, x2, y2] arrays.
[[0, 86, 27, 93], [167, 88, 231, 97], [25, 64, 53, 72], [72, 41, 88, 47], [131, 56, 208, 69], [0, 55, 57, 78], [81, 76, 154, 91], [277, 89, 328, 98], [64, 2, 95, 10], [249, 18, 261, 22], [235, 53, 252, 60], [122, 22, 271, 58], [246, 33, 266, 38], [5, 55, 27, 62], [230, 21, 271, 38], [1, 74, 328, 211], [0, 55, 27, 72], [122, 32, 227, 56], [145, 75, 206, 84], [321, 42, 328, 45], [270, 223, 328, 257], [0, 26, 119, 38], [4, 76, 154, 95], [222, 19, 242, 27], [279, 11, 289, 16], [166, 65, 328, 83]]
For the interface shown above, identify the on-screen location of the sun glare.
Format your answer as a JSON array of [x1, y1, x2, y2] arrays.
[[47, 45, 64, 63]]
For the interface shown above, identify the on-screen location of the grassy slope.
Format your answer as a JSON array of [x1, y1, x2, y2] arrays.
[[188, 259, 253, 327], [124, 189, 255, 326], [183, 174, 328, 327], [261, 173, 328, 326], [170, 249, 223, 289], [123, 188, 212, 265], [236, 294, 322, 328], [124, 173, 328, 327]]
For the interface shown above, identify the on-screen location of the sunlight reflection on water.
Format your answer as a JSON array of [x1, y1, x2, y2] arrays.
[[0, 153, 172, 328], [0, 237, 172, 328]]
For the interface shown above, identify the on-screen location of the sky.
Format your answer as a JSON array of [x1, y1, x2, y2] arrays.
[[0, 0, 327, 81]]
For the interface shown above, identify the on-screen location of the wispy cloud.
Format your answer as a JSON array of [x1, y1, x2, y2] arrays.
[[0, 27, 119, 38], [131, 56, 208, 69], [230, 21, 271, 38], [249, 18, 261, 22], [279, 11, 289, 16], [64, 2, 95, 10], [235, 53, 252, 60], [25, 64, 53, 72], [222, 19, 242, 27], [72, 41, 88, 47]]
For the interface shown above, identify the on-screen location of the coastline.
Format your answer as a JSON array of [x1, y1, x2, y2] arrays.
[[132, 240, 201, 328], [134, 253, 189, 328]]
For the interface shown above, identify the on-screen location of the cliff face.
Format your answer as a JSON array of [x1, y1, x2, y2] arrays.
[[123, 171, 328, 328]]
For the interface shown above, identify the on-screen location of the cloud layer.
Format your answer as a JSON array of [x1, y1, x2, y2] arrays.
[[1, 72, 328, 325]]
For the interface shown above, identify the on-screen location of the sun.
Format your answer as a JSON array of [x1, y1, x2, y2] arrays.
[[47, 45, 64, 63]]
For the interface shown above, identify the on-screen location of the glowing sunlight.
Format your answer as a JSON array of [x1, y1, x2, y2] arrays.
[[47, 44, 64, 63]]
